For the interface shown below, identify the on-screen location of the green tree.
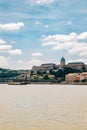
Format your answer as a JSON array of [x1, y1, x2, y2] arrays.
[[57, 78, 62, 83], [33, 75, 39, 80], [43, 74, 49, 80]]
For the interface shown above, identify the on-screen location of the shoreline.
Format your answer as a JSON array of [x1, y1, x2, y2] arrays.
[[0, 81, 87, 85], [30, 82, 87, 85]]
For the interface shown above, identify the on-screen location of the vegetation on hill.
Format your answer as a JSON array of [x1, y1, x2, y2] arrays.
[[50, 67, 81, 80], [0, 68, 19, 78]]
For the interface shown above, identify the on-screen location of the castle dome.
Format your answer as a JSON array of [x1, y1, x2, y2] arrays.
[[60, 57, 65, 67], [61, 57, 65, 62]]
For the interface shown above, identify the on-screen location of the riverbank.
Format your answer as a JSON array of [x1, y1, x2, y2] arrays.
[[30, 81, 87, 85], [0, 81, 87, 85]]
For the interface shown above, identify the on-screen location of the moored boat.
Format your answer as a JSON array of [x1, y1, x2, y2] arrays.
[[8, 81, 27, 85]]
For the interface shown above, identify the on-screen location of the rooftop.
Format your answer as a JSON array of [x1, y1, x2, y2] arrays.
[[68, 62, 85, 65], [41, 63, 56, 66]]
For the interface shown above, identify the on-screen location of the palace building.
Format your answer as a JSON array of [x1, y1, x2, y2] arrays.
[[31, 57, 86, 74], [67, 62, 85, 71]]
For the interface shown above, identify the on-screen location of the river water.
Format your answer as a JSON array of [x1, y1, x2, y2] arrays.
[[0, 84, 87, 130]]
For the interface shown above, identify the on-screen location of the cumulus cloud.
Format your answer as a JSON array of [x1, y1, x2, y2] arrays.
[[8, 49, 22, 55], [0, 39, 7, 44], [42, 32, 77, 46], [0, 38, 22, 55], [27, 0, 54, 5], [0, 22, 24, 31], [0, 45, 12, 51], [41, 32, 87, 57], [77, 32, 87, 40], [32, 52, 43, 57]]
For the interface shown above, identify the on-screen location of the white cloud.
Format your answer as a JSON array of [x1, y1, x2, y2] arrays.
[[0, 38, 22, 56], [68, 43, 87, 58], [35, 21, 42, 25], [42, 32, 77, 46], [0, 39, 7, 44], [0, 22, 24, 31], [0, 45, 12, 51], [32, 52, 43, 57], [67, 21, 72, 25], [77, 32, 87, 40], [41, 32, 87, 57], [27, 0, 54, 5], [8, 49, 22, 55], [45, 24, 49, 28]]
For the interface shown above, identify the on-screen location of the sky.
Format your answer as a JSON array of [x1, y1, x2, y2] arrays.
[[0, 0, 87, 70]]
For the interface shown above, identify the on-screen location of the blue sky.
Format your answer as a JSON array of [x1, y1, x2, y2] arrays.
[[0, 0, 87, 69]]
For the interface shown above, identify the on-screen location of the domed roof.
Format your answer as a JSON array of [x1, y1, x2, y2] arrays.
[[61, 57, 65, 62]]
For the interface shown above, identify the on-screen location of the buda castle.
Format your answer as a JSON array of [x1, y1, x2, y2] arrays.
[[31, 57, 86, 75]]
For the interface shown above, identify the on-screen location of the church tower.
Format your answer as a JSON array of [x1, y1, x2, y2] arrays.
[[60, 57, 65, 67]]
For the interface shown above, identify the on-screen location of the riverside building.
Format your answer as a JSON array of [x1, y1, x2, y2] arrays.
[[31, 57, 86, 74]]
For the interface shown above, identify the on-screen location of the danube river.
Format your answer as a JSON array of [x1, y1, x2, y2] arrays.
[[0, 84, 87, 130]]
